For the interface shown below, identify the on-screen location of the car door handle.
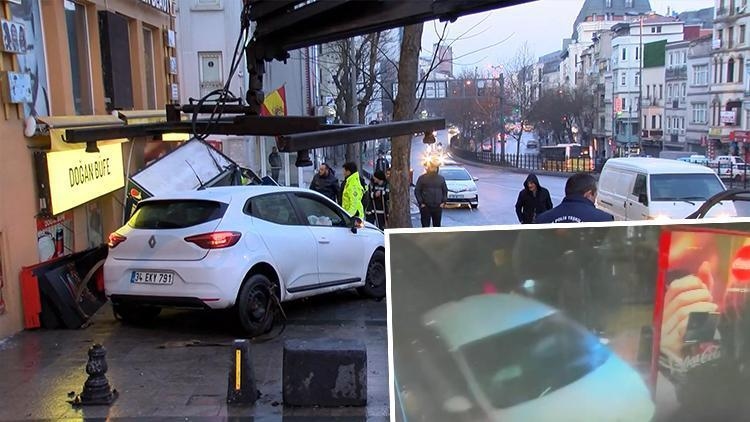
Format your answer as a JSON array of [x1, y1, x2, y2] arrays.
[[318, 237, 330, 244]]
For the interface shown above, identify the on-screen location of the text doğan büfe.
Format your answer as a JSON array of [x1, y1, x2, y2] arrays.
[[69, 158, 111, 188]]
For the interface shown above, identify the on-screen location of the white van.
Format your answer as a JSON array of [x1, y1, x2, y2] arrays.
[[596, 158, 736, 220]]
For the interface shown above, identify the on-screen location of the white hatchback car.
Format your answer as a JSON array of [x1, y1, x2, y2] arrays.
[[104, 186, 385, 336], [438, 165, 479, 208], [413, 294, 655, 422]]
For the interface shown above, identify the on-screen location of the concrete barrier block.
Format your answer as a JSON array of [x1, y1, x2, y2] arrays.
[[283, 338, 367, 407]]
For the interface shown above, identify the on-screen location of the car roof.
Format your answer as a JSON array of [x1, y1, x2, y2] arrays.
[[422, 294, 556, 351], [139, 185, 311, 203], [604, 157, 717, 174]]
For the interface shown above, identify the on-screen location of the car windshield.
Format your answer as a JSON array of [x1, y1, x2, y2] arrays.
[[649, 174, 725, 202], [128, 200, 226, 229], [458, 313, 610, 409], [440, 168, 472, 181]]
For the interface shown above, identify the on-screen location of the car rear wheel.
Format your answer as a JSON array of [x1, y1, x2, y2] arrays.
[[358, 250, 386, 299], [113, 303, 161, 325], [237, 274, 276, 337], [470, 202, 479, 209]]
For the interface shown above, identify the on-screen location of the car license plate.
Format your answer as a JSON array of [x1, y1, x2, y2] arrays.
[[131, 271, 174, 285], [449, 194, 459, 199]]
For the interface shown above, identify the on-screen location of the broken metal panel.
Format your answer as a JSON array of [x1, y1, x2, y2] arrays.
[[275, 118, 446, 152]]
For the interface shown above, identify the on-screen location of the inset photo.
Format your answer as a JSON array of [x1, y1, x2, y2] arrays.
[[387, 220, 750, 422]]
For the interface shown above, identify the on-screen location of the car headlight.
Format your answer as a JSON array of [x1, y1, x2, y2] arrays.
[[467, 186, 478, 192]]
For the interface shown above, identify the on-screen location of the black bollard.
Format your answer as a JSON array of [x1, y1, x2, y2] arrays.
[[71, 343, 118, 406], [227, 339, 259, 405]]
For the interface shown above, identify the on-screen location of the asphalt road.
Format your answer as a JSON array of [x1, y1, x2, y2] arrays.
[[410, 133, 568, 227]]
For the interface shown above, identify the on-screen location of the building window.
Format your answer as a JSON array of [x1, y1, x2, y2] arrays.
[[622, 47, 626, 61], [669, 53, 674, 66], [625, 0, 633, 6], [692, 103, 708, 124], [667, 84, 673, 99], [683, 51, 687, 63], [652, 115, 657, 129], [681, 83, 687, 100], [621, 72, 626, 86], [693, 64, 709, 85], [657, 26, 662, 33], [659, 84, 663, 99], [720, 59, 724, 83], [728, 58, 736, 83], [143, 27, 157, 109], [740, 57, 745, 82], [635, 73, 639, 86], [741, 25, 747, 45], [606, 0, 612, 7], [718, 29, 724, 48], [636, 47, 640, 60], [646, 85, 651, 98], [64, 0, 93, 115], [659, 115, 663, 129]]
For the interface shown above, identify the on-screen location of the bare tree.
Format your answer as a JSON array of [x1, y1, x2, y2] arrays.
[[320, 32, 394, 167], [504, 42, 536, 166], [388, 23, 424, 229]]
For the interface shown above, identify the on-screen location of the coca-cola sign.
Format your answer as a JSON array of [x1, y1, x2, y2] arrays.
[[679, 343, 721, 372], [140, 0, 174, 16]]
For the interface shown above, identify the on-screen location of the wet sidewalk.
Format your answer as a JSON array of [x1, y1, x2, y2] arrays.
[[0, 291, 389, 421]]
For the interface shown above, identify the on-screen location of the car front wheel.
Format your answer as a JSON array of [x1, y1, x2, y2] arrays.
[[358, 250, 386, 299], [237, 274, 276, 337]]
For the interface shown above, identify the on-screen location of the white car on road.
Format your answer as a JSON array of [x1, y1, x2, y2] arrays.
[[104, 186, 385, 336], [439, 165, 479, 209], [416, 294, 655, 422]]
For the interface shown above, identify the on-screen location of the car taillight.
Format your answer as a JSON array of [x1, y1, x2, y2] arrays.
[[108, 232, 127, 248], [184, 231, 242, 249]]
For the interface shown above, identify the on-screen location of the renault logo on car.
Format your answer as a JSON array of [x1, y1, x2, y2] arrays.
[[148, 235, 156, 248]]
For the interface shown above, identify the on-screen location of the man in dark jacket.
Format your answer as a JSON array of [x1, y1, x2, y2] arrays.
[[309, 163, 339, 202], [414, 162, 448, 227], [535, 173, 614, 223], [515, 173, 553, 224]]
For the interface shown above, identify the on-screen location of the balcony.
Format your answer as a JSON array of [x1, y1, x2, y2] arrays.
[[642, 130, 664, 139], [665, 65, 688, 80]]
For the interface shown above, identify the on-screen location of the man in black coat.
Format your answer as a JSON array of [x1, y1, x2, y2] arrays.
[[414, 163, 448, 227], [514, 173, 553, 224], [309, 163, 339, 203], [535, 173, 614, 224]]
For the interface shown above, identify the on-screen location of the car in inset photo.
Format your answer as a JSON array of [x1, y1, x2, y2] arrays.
[[104, 186, 385, 336], [406, 294, 655, 422], [439, 165, 479, 209]]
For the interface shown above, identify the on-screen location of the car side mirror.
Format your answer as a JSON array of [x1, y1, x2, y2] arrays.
[[351, 216, 365, 233], [473, 177, 479, 181], [638, 193, 648, 205]]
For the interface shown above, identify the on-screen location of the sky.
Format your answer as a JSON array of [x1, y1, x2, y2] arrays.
[[421, 0, 715, 71]]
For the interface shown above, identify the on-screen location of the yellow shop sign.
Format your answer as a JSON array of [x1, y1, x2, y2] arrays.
[[46, 143, 125, 215]]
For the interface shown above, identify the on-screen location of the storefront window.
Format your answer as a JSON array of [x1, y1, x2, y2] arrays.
[[64, 0, 93, 115], [143, 26, 157, 109], [86, 202, 103, 248]]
